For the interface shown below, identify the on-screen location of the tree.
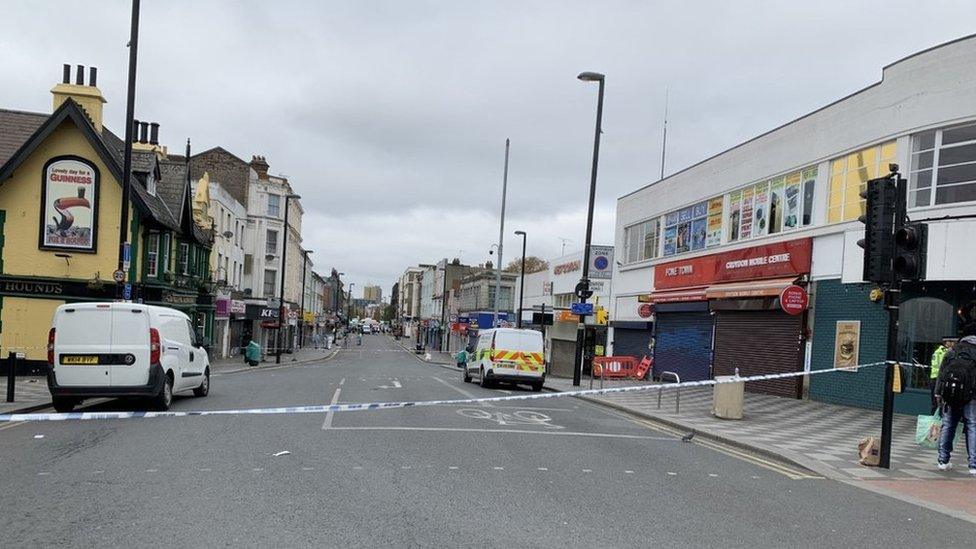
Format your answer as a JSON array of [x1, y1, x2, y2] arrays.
[[504, 256, 549, 274]]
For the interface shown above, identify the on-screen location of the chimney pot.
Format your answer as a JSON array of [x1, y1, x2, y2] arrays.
[[139, 121, 149, 144], [88, 67, 97, 87], [75, 64, 85, 86], [132, 119, 140, 140], [149, 122, 159, 145], [62, 64, 71, 84]]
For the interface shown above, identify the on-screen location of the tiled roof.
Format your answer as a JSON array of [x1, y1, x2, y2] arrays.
[[0, 109, 47, 166], [157, 157, 187, 222], [131, 150, 155, 173], [100, 128, 179, 230]]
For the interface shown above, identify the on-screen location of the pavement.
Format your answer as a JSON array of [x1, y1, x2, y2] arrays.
[[0, 346, 339, 415], [2, 334, 975, 546]]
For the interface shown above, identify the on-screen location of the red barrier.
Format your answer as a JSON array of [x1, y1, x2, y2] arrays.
[[592, 356, 638, 379], [634, 356, 652, 380]]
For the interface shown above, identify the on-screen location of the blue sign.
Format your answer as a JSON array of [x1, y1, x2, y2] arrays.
[[570, 302, 594, 316], [122, 242, 131, 271], [123, 283, 132, 301]]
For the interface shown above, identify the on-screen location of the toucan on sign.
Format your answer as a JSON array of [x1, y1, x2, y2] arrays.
[[40, 156, 99, 251]]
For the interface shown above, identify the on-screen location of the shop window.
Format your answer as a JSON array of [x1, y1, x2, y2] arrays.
[[828, 141, 897, 222], [663, 201, 709, 257], [898, 297, 955, 389], [910, 121, 976, 208], [146, 233, 159, 277], [623, 217, 660, 264], [726, 166, 816, 243]]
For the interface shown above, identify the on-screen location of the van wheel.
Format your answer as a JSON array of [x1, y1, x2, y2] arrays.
[[153, 374, 173, 411], [531, 381, 543, 392], [462, 368, 472, 383], [193, 368, 210, 397], [52, 397, 76, 413], [480, 369, 491, 389]]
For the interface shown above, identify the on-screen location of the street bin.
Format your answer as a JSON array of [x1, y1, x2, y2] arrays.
[[712, 374, 744, 420], [245, 341, 261, 366]]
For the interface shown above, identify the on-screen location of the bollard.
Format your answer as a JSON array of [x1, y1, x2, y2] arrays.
[[6, 351, 16, 403]]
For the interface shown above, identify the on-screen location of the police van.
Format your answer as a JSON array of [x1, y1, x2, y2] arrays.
[[47, 303, 211, 412], [462, 328, 546, 391]]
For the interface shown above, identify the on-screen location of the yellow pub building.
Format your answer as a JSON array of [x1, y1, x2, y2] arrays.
[[0, 64, 214, 374]]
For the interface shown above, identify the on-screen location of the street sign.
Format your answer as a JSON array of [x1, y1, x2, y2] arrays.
[[574, 280, 593, 300], [123, 283, 132, 301], [570, 302, 594, 316], [112, 269, 126, 283], [449, 314, 458, 323], [122, 242, 131, 272]]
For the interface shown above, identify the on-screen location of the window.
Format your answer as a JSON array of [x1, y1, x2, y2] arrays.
[[146, 233, 159, 277], [624, 217, 660, 264], [726, 166, 816, 243], [828, 141, 896, 222], [161, 233, 170, 274], [178, 243, 189, 275], [146, 173, 156, 196], [267, 194, 281, 217], [663, 201, 709, 256], [264, 269, 277, 297], [266, 230, 278, 256], [910, 122, 976, 208]]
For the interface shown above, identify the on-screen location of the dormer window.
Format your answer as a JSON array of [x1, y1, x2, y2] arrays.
[[147, 172, 157, 196]]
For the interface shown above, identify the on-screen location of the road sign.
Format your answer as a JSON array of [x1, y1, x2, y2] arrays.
[[570, 302, 594, 316], [123, 283, 132, 301], [449, 314, 458, 323], [574, 280, 593, 300], [122, 242, 131, 272], [112, 269, 126, 283]]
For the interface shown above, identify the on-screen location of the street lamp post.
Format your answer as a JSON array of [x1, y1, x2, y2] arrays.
[[347, 282, 355, 327], [514, 230, 527, 328], [573, 71, 605, 387], [439, 262, 449, 353], [275, 193, 301, 364], [298, 249, 313, 350], [493, 139, 510, 328]]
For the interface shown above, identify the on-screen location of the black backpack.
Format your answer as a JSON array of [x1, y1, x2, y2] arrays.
[[939, 343, 976, 406]]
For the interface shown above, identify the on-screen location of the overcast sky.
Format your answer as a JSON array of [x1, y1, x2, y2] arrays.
[[3, 1, 976, 297]]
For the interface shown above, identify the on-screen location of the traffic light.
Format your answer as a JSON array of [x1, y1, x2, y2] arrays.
[[595, 307, 608, 325], [892, 222, 927, 280], [857, 175, 897, 283]]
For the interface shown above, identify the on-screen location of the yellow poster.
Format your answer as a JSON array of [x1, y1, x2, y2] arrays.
[[834, 321, 861, 370]]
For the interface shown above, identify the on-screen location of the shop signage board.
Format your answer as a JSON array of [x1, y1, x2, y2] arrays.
[[779, 285, 809, 315], [40, 157, 99, 252], [216, 297, 230, 318], [230, 300, 246, 315], [637, 303, 654, 318], [654, 238, 812, 290], [245, 304, 279, 320], [588, 246, 614, 279]]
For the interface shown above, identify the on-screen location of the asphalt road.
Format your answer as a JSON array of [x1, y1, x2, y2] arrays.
[[0, 335, 973, 547]]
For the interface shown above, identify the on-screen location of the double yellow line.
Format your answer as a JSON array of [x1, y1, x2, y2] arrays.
[[627, 416, 823, 480]]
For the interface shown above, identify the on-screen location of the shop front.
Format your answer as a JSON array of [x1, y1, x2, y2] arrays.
[[609, 297, 654, 360], [650, 238, 813, 395]]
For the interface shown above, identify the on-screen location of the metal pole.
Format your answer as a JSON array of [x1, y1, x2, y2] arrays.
[[573, 75, 604, 387], [660, 87, 668, 181], [440, 261, 448, 353], [5, 352, 15, 403], [276, 197, 292, 364], [299, 250, 308, 349], [117, 0, 141, 299], [517, 232, 526, 328], [494, 139, 510, 328]]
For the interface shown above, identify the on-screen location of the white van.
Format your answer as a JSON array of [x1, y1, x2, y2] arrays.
[[462, 328, 546, 391], [47, 303, 210, 412]]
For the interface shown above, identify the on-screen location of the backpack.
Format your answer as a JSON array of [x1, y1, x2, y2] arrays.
[[938, 343, 976, 406]]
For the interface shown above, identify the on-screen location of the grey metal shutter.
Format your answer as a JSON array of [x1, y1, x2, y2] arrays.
[[653, 312, 714, 382], [613, 328, 654, 360], [712, 310, 803, 398]]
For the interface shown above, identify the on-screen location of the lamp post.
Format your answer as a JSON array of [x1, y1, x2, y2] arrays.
[[117, 0, 141, 300], [275, 193, 301, 364], [347, 282, 355, 327], [493, 139, 510, 328], [573, 71, 605, 387], [298, 249, 313, 350], [514, 230, 527, 328]]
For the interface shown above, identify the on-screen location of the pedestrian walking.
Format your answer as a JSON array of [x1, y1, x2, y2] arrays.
[[930, 336, 957, 413], [935, 323, 976, 475]]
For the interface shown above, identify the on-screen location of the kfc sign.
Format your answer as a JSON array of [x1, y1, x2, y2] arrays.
[[654, 238, 811, 290]]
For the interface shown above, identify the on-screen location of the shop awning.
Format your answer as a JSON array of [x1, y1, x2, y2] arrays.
[[647, 287, 707, 303], [705, 277, 798, 299]]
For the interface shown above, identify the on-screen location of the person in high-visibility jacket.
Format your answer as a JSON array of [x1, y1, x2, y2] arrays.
[[931, 337, 957, 412]]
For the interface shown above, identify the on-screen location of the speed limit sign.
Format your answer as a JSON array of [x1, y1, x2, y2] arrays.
[[112, 269, 126, 283]]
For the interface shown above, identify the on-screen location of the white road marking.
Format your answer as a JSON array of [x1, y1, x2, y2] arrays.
[[448, 466, 459, 470], [321, 387, 342, 430], [493, 467, 504, 471], [582, 469, 592, 473], [339, 377, 346, 386], [708, 473, 718, 477], [302, 467, 314, 471], [326, 426, 675, 440], [432, 376, 492, 406], [538, 467, 548, 471], [667, 472, 677, 476], [625, 470, 634, 474], [253, 468, 264, 472], [37, 472, 51, 476]]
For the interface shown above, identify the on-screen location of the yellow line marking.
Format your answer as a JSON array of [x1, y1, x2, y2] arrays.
[[0, 421, 26, 432]]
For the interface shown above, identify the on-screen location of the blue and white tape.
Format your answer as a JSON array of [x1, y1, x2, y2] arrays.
[[0, 361, 892, 422]]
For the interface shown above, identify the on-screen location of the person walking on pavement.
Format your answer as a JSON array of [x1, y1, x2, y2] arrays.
[[935, 322, 976, 475], [930, 336, 957, 413]]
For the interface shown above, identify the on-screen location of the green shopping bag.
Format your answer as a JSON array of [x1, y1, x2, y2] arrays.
[[915, 411, 942, 449]]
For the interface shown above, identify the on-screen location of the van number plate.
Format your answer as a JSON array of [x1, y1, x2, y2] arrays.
[[61, 355, 99, 365]]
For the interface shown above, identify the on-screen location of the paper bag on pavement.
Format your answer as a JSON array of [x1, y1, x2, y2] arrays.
[[858, 436, 881, 467]]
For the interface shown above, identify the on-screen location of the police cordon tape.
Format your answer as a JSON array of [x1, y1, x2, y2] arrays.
[[0, 360, 908, 422]]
